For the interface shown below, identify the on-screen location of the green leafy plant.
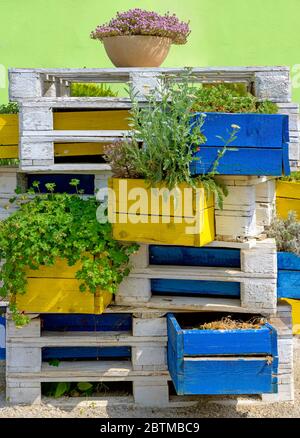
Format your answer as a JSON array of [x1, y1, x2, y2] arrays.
[[70, 83, 118, 97], [0, 102, 19, 114], [43, 381, 103, 398], [192, 84, 278, 114], [280, 171, 300, 182], [0, 180, 138, 324], [267, 211, 300, 255], [105, 72, 240, 208]]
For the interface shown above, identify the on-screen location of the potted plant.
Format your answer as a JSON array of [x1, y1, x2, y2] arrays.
[[276, 172, 300, 219], [267, 212, 300, 334], [90, 9, 190, 67], [190, 84, 290, 176], [104, 75, 239, 247], [0, 180, 137, 325]]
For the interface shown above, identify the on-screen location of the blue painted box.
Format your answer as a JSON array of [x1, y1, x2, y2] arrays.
[[277, 252, 300, 299], [191, 113, 290, 176], [150, 245, 241, 298], [167, 314, 278, 395], [0, 316, 5, 360]]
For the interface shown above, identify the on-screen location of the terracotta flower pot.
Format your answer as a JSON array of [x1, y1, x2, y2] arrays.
[[102, 36, 172, 67]]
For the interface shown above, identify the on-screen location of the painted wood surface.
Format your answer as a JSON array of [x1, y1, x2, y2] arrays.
[[42, 346, 131, 360], [276, 181, 300, 220], [109, 178, 215, 247], [0, 316, 5, 360], [167, 313, 278, 395], [282, 298, 300, 335], [277, 252, 300, 299], [152, 279, 240, 298], [27, 174, 95, 195], [41, 313, 132, 331], [149, 246, 241, 268], [191, 113, 290, 176], [16, 258, 112, 314], [0, 110, 129, 159]]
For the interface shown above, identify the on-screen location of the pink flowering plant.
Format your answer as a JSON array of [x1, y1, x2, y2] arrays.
[[91, 9, 190, 44]]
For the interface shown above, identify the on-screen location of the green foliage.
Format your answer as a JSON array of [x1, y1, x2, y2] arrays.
[[192, 84, 278, 114], [70, 83, 118, 97], [280, 171, 300, 182], [0, 181, 138, 324], [0, 102, 19, 114], [105, 72, 239, 208], [49, 359, 60, 367], [267, 211, 300, 255], [43, 382, 97, 398]]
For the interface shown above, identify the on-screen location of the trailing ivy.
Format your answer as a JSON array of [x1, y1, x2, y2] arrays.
[[0, 180, 138, 325]]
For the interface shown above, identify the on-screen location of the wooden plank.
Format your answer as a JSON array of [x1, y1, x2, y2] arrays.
[[277, 252, 300, 270], [181, 358, 274, 395], [53, 110, 130, 130], [276, 197, 300, 220], [21, 164, 111, 172], [149, 246, 241, 268], [0, 316, 5, 360], [278, 271, 300, 299], [276, 180, 300, 200], [41, 313, 132, 332], [192, 113, 289, 148], [191, 147, 285, 176], [152, 279, 240, 297], [0, 146, 18, 159], [42, 346, 131, 360]]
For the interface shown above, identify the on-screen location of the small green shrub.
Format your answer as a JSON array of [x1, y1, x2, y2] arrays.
[[0, 180, 138, 325], [0, 102, 19, 114], [192, 84, 278, 114], [70, 83, 118, 97], [280, 171, 300, 182], [267, 211, 300, 255]]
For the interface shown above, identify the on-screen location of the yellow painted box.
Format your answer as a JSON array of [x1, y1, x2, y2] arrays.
[[108, 178, 215, 247], [15, 258, 112, 314], [282, 299, 300, 335], [276, 180, 300, 220], [0, 110, 130, 159]]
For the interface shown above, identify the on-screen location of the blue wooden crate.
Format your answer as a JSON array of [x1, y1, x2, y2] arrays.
[[0, 316, 5, 360], [150, 246, 241, 298], [41, 313, 132, 361], [277, 252, 300, 299], [167, 314, 278, 395], [190, 112, 290, 176]]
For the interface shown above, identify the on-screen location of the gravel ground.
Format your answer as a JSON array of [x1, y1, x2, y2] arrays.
[[0, 349, 299, 418]]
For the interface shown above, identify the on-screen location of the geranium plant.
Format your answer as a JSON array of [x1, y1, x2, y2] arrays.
[[91, 8, 190, 44], [0, 180, 138, 325]]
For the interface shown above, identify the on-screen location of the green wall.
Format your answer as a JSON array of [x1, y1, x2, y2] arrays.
[[1, 0, 300, 102]]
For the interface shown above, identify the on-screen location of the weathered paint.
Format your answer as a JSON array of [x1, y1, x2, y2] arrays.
[[0, 316, 5, 360], [276, 180, 300, 220], [277, 252, 300, 299]]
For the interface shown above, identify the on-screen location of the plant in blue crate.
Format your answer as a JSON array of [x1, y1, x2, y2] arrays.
[[268, 212, 300, 300], [0, 180, 138, 326], [190, 83, 290, 176], [104, 72, 239, 246], [167, 313, 278, 395], [91, 8, 190, 67]]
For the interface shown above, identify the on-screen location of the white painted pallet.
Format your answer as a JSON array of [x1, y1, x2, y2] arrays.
[[8, 66, 299, 171], [116, 240, 278, 315]]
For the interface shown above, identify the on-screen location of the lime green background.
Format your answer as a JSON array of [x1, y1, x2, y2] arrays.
[[1, 0, 300, 103]]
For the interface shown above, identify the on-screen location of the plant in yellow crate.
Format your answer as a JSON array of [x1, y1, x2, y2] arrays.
[[104, 72, 240, 246], [0, 180, 138, 326], [277, 172, 300, 220]]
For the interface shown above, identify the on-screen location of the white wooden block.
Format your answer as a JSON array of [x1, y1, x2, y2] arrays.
[[19, 106, 53, 131], [132, 346, 167, 370], [241, 239, 276, 274], [254, 71, 291, 101], [6, 381, 41, 404], [133, 381, 169, 407], [7, 317, 40, 338], [20, 140, 54, 161], [133, 317, 167, 337], [9, 71, 42, 100], [240, 279, 277, 312], [130, 245, 149, 269], [116, 278, 151, 304], [130, 72, 160, 98], [256, 180, 276, 203], [6, 345, 41, 372], [215, 213, 257, 239]]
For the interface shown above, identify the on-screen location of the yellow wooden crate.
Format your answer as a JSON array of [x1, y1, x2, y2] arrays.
[[108, 178, 215, 247], [15, 258, 112, 314], [0, 110, 130, 159], [282, 299, 300, 335], [276, 180, 300, 220]]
